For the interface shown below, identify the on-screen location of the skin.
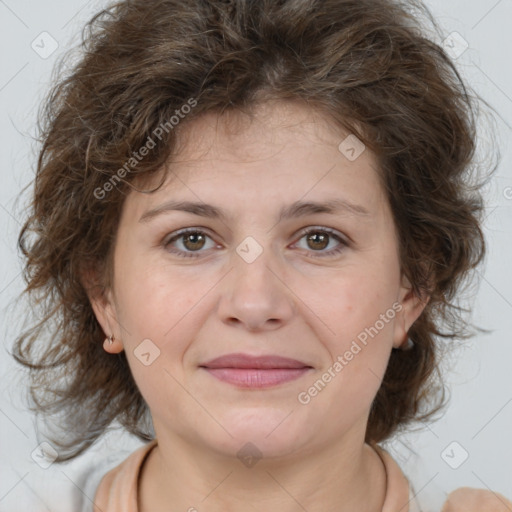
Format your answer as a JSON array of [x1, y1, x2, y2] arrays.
[[442, 488, 512, 512], [89, 100, 428, 512]]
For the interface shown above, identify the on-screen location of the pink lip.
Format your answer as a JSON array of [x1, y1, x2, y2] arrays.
[[200, 353, 313, 389]]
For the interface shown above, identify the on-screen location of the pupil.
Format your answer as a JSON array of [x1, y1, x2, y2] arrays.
[[309, 233, 328, 250], [185, 233, 204, 250]]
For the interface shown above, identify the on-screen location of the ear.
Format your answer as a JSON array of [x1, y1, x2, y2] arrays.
[[392, 273, 430, 349], [80, 266, 124, 354]]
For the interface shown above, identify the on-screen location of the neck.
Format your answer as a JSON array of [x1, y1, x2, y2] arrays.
[[139, 431, 387, 512]]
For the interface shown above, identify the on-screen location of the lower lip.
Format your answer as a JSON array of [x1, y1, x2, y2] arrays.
[[202, 368, 311, 388]]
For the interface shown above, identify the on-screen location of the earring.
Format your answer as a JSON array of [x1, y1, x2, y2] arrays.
[[103, 334, 116, 351], [401, 337, 414, 350]]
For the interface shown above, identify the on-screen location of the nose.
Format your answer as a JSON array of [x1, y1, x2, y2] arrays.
[[216, 240, 296, 332]]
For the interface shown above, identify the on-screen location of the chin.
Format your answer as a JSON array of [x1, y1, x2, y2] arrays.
[[204, 407, 312, 460]]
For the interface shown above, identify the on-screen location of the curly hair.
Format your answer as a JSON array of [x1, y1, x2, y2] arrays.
[[11, 0, 494, 462]]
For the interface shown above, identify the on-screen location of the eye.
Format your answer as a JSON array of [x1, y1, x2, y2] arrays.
[[163, 228, 218, 258], [293, 227, 349, 258], [162, 226, 349, 259]]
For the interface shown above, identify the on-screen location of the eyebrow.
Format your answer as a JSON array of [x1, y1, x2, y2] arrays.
[[139, 198, 371, 224]]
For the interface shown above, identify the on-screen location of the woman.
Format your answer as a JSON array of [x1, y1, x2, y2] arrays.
[[12, 0, 511, 510]]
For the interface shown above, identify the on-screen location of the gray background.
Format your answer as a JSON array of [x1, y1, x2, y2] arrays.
[[0, 0, 511, 510]]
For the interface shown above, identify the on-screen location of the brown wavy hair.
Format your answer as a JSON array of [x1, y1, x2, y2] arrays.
[[11, 0, 495, 462]]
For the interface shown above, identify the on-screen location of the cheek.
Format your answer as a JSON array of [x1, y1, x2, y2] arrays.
[[302, 289, 397, 422], [299, 264, 400, 404], [303, 264, 400, 342], [113, 258, 218, 385], [112, 263, 198, 415], [114, 254, 197, 336]]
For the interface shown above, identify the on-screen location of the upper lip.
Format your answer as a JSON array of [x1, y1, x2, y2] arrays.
[[200, 353, 312, 369]]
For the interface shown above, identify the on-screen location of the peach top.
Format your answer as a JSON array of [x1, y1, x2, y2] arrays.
[[91, 440, 423, 512]]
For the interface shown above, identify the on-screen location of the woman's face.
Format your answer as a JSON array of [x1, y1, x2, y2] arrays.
[[92, 101, 426, 459]]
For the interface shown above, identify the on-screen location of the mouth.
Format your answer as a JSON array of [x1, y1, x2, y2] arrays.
[[199, 353, 313, 389]]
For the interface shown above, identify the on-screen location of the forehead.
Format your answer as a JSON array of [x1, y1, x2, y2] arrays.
[[123, 100, 386, 221], [172, 100, 359, 164]]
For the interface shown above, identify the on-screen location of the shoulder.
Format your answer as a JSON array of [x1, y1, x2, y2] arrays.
[[441, 487, 512, 512]]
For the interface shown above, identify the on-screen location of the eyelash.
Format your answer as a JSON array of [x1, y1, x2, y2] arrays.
[[162, 227, 349, 259]]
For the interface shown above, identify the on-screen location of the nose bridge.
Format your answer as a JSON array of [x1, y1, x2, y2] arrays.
[[217, 234, 294, 330], [232, 234, 280, 295]]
